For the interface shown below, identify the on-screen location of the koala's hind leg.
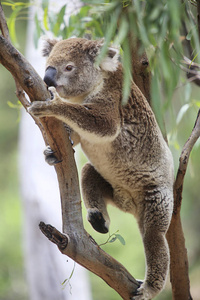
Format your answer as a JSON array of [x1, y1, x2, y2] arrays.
[[81, 163, 113, 234], [133, 190, 173, 300]]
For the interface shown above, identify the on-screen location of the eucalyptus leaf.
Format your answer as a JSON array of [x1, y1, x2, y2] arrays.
[[7, 6, 21, 46], [115, 234, 126, 246], [176, 104, 190, 125], [194, 100, 200, 108], [121, 38, 132, 105], [53, 5, 67, 36], [109, 237, 117, 243], [43, 7, 49, 31], [95, 8, 121, 66], [114, 15, 129, 45]]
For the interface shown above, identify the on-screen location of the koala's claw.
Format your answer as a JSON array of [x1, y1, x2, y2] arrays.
[[131, 282, 152, 300], [48, 86, 59, 100], [87, 209, 109, 234], [48, 88, 54, 100], [44, 146, 62, 165], [131, 289, 143, 298]]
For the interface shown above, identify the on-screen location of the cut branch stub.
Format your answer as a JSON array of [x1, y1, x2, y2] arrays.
[[39, 222, 68, 250], [39, 222, 140, 300]]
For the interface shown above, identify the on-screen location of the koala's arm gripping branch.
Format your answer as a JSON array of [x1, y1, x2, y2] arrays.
[[29, 95, 121, 140], [0, 16, 139, 299]]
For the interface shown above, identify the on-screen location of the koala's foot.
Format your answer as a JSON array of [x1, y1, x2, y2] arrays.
[[131, 282, 157, 300], [44, 146, 62, 165], [87, 208, 109, 234]]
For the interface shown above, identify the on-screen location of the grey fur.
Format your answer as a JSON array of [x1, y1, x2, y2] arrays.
[[28, 38, 174, 300]]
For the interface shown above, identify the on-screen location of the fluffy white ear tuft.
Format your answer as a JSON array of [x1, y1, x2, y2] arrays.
[[100, 47, 119, 72], [42, 37, 59, 57]]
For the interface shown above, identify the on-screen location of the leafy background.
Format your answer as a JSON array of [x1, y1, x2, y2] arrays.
[[0, 0, 200, 299]]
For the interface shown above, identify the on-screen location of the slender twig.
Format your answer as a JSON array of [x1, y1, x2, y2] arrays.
[[0, 5, 32, 110], [174, 109, 200, 213], [197, 0, 200, 42], [170, 55, 200, 86], [0, 4, 10, 41], [182, 55, 200, 67], [166, 109, 199, 300], [181, 20, 194, 58]]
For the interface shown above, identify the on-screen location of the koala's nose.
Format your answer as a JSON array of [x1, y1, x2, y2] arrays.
[[44, 67, 57, 87]]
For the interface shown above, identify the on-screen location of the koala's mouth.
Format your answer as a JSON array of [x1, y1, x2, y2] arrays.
[[56, 85, 63, 93], [55, 85, 66, 97], [55, 85, 79, 100]]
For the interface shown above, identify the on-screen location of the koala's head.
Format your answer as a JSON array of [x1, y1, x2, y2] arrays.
[[42, 37, 119, 101]]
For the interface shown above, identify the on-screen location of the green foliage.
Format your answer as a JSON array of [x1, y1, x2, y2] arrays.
[[3, 1, 200, 131], [2, 1, 31, 47], [62, 262, 76, 293], [29, 0, 199, 131], [99, 230, 126, 246]]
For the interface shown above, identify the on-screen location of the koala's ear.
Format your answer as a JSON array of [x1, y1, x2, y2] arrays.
[[85, 40, 119, 72], [100, 47, 119, 72], [42, 38, 58, 57]]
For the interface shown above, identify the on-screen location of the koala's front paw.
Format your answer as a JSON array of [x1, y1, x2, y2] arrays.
[[28, 100, 51, 117], [87, 208, 109, 234], [48, 86, 61, 102], [28, 87, 61, 117], [44, 146, 62, 165]]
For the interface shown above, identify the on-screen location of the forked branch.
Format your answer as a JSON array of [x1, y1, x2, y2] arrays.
[[0, 4, 139, 299]]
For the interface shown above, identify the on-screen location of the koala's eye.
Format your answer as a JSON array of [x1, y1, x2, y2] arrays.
[[65, 65, 74, 71]]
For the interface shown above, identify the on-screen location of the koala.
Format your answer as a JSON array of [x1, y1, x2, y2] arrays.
[[28, 37, 174, 300]]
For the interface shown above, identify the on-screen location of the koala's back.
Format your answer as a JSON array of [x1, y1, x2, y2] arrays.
[[80, 66, 174, 200]]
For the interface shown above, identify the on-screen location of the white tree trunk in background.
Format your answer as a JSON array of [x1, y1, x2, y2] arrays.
[[19, 1, 92, 300]]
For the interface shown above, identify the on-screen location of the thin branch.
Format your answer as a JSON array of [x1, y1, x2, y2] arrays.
[[0, 4, 10, 41], [39, 222, 68, 250], [182, 55, 200, 68], [166, 108, 200, 300], [181, 20, 193, 58], [197, 0, 200, 41], [0, 35, 48, 102], [15, 82, 31, 109], [0, 3, 31, 109], [174, 109, 200, 213], [170, 55, 200, 86]]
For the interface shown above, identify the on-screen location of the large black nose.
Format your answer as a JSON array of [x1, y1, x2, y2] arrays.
[[44, 67, 57, 87]]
